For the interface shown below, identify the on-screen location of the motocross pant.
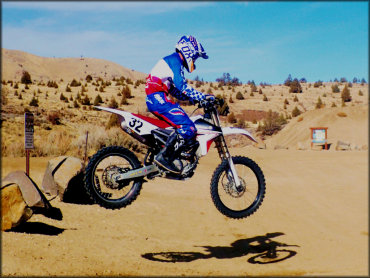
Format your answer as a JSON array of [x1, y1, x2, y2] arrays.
[[145, 91, 197, 140]]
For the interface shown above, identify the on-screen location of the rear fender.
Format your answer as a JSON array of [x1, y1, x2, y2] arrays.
[[94, 106, 158, 135]]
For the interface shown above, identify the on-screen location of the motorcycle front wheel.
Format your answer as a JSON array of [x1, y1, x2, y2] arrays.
[[83, 146, 143, 209], [210, 156, 265, 219]]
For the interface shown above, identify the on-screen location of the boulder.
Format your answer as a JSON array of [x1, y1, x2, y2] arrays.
[[1, 183, 33, 231], [296, 142, 308, 150], [336, 140, 351, 151], [2, 171, 46, 208], [41, 156, 85, 201]]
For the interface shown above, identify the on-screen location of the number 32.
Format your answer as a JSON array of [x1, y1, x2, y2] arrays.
[[129, 118, 143, 133]]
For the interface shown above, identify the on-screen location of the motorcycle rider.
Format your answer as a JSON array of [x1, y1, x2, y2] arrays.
[[145, 35, 212, 174]]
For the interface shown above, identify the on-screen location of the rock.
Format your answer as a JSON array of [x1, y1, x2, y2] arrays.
[[1, 184, 33, 231], [336, 140, 351, 151], [296, 142, 307, 150], [2, 171, 45, 208], [41, 156, 68, 197], [311, 144, 324, 151], [41, 156, 85, 201], [274, 145, 288, 150]]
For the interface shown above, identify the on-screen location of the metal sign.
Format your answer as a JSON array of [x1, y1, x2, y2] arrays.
[[25, 112, 34, 149], [310, 127, 328, 150]]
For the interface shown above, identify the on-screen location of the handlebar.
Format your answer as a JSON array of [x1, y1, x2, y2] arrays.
[[198, 96, 224, 110]]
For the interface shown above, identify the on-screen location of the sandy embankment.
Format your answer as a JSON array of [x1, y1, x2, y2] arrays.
[[1, 147, 368, 276]]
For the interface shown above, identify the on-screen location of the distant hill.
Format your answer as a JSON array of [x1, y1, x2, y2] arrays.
[[1, 48, 147, 82], [265, 104, 368, 148]]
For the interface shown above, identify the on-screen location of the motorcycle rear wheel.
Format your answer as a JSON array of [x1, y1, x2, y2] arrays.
[[83, 146, 143, 209], [210, 156, 265, 219]]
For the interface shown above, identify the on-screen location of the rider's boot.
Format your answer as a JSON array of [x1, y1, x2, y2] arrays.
[[154, 132, 184, 174]]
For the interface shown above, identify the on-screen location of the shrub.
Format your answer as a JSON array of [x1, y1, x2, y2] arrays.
[[341, 85, 352, 102], [66, 85, 72, 92], [293, 95, 298, 102], [331, 84, 340, 93], [120, 94, 128, 105], [47, 80, 58, 88], [60, 92, 67, 101], [73, 100, 80, 108], [86, 75, 93, 82], [29, 97, 39, 107], [47, 111, 61, 125], [121, 85, 132, 98], [289, 79, 302, 93], [93, 94, 103, 106], [106, 114, 119, 129], [257, 110, 283, 136], [313, 80, 323, 88], [291, 106, 302, 117], [331, 102, 337, 107], [21, 71, 32, 84], [108, 97, 119, 108], [359, 90, 363, 96], [81, 95, 91, 105], [263, 94, 268, 101], [235, 118, 246, 128], [250, 82, 257, 92], [315, 97, 324, 109], [258, 88, 263, 95], [215, 94, 229, 116], [70, 79, 81, 87], [337, 112, 347, 117], [235, 91, 244, 100], [227, 112, 237, 124]]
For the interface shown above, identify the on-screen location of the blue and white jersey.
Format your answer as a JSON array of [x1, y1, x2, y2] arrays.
[[149, 52, 206, 103]]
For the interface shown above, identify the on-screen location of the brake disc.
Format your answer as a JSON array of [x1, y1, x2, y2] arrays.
[[222, 177, 246, 198]]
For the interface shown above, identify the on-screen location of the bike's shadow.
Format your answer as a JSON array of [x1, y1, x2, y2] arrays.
[[142, 232, 299, 264]]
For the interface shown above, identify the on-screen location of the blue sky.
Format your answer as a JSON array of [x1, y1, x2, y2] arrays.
[[2, 1, 368, 84]]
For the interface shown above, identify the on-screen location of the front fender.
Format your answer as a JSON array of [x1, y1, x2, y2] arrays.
[[222, 127, 258, 143]]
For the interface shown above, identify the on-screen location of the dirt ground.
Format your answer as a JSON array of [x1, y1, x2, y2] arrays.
[[1, 147, 368, 276]]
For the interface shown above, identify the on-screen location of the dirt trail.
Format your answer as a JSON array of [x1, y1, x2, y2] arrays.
[[1, 148, 368, 276]]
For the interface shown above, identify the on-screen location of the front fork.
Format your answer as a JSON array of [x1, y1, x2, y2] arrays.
[[214, 135, 241, 187], [210, 109, 242, 188]]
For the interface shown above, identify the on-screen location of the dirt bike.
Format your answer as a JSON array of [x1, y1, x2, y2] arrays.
[[83, 97, 266, 219]]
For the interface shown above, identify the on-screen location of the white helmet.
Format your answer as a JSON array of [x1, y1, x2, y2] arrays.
[[176, 35, 208, 73]]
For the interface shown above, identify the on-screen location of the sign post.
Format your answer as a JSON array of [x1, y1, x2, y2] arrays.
[[310, 127, 328, 150], [25, 112, 34, 176]]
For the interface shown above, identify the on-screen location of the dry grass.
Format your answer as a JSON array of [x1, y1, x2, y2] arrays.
[[337, 112, 348, 117], [1, 62, 368, 158]]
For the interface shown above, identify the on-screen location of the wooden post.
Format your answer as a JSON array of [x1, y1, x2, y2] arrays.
[[26, 150, 30, 176], [84, 131, 89, 169]]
